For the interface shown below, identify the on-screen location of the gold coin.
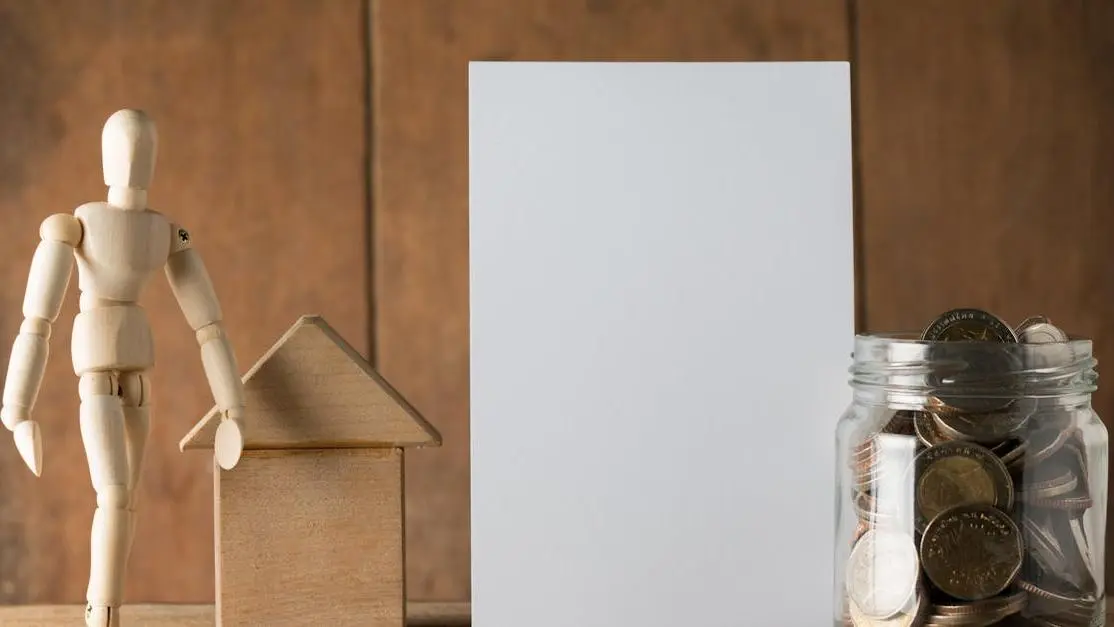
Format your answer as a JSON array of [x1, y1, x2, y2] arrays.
[[912, 441, 1013, 531], [920, 504, 1023, 601], [922, 308, 1017, 343], [920, 309, 1018, 414]]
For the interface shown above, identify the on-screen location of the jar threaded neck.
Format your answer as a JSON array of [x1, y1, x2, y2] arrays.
[[849, 334, 1097, 406]]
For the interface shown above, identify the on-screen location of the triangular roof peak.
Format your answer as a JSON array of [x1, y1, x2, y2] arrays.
[[180, 315, 441, 452]]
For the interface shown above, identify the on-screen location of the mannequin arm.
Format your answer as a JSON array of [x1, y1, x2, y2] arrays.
[[164, 224, 245, 470], [0, 214, 81, 476]]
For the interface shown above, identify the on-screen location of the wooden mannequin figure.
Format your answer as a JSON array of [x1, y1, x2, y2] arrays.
[[0, 109, 247, 627]]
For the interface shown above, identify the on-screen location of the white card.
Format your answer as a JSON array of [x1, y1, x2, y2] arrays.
[[469, 62, 853, 626]]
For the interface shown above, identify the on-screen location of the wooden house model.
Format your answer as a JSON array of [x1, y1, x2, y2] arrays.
[[179, 315, 441, 627]]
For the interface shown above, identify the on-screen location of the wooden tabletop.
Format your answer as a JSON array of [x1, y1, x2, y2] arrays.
[[1, 600, 1109, 624], [0, 602, 471, 626]]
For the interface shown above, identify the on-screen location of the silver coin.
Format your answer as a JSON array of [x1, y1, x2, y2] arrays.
[[1018, 321, 1069, 344], [1019, 461, 1079, 500], [1022, 513, 1072, 576], [1017, 318, 1076, 375], [930, 405, 1030, 444], [1015, 315, 1052, 332], [847, 592, 923, 626], [993, 439, 1027, 468], [1050, 510, 1098, 594], [846, 529, 920, 619]]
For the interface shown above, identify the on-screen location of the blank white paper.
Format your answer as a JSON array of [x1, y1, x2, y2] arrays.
[[469, 62, 853, 627]]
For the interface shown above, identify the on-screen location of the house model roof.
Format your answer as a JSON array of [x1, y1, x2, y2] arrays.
[[179, 315, 441, 452]]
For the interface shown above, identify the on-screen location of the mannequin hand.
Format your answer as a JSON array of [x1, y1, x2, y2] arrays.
[[12, 419, 42, 477], [215, 409, 245, 470]]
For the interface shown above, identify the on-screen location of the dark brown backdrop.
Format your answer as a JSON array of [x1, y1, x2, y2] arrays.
[[0, 0, 1109, 604]]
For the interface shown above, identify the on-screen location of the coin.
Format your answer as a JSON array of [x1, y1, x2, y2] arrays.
[[1056, 433, 1090, 486], [921, 309, 1019, 412], [851, 437, 879, 489], [1018, 462, 1079, 501], [881, 410, 917, 436], [922, 308, 1019, 343], [1016, 315, 1053, 331], [930, 404, 1029, 444], [1023, 491, 1094, 517], [992, 439, 1028, 468], [912, 441, 1013, 531], [854, 433, 916, 495], [867, 406, 899, 428], [1018, 317, 1076, 372], [915, 410, 950, 447], [847, 592, 923, 627], [855, 469, 876, 492], [1017, 319, 1070, 344], [846, 529, 920, 618], [854, 490, 901, 527], [852, 519, 871, 545], [923, 589, 1026, 625], [920, 504, 1023, 601], [1016, 578, 1099, 618], [1021, 513, 1074, 583], [1022, 426, 1074, 469], [852, 441, 876, 469], [1047, 510, 1098, 595]]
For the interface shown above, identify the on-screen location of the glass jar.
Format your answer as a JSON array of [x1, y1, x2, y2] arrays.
[[834, 328, 1108, 626]]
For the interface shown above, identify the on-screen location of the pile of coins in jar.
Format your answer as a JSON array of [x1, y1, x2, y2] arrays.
[[843, 308, 1100, 627]]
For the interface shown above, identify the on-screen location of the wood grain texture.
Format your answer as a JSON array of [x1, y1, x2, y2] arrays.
[[182, 316, 440, 451], [7, 600, 1114, 626], [0, 601, 472, 626], [216, 449, 403, 626], [0, 604, 213, 627], [370, 0, 849, 599], [0, 0, 367, 603], [853, 0, 1114, 584]]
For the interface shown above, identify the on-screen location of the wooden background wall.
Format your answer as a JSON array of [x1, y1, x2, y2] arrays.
[[0, 0, 1110, 605]]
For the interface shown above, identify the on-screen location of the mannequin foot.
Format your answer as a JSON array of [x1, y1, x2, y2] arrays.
[[85, 604, 119, 627]]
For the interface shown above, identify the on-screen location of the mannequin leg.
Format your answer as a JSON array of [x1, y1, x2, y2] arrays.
[[79, 372, 128, 627], [120, 371, 150, 564]]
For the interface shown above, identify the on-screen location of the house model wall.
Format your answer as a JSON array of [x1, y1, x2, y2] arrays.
[[180, 315, 441, 627]]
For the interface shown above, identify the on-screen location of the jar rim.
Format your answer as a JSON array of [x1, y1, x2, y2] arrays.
[[854, 332, 1093, 349], [850, 333, 1097, 401]]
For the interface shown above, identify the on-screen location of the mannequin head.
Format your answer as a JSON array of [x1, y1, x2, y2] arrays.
[[102, 109, 157, 191]]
